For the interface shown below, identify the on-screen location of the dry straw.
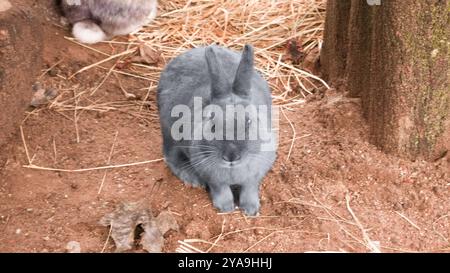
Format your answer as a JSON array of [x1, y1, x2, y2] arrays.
[[67, 0, 328, 106], [141, 0, 328, 103], [26, 0, 327, 171]]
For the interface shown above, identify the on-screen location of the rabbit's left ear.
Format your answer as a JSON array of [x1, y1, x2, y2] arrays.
[[206, 46, 230, 98], [232, 44, 254, 97]]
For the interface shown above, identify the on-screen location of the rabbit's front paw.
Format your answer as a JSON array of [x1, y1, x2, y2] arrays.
[[240, 201, 260, 216], [213, 199, 235, 213], [178, 170, 204, 188], [210, 185, 235, 213], [239, 185, 260, 216]]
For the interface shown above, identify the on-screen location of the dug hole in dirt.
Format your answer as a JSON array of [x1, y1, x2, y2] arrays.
[[0, 1, 449, 253]]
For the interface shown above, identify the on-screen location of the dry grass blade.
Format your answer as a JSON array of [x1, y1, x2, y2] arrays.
[[345, 194, 381, 253], [280, 107, 296, 161], [101, 224, 113, 253], [206, 217, 226, 253], [395, 211, 421, 231], [23, 158, 164, 173], [20, 125, 31, 165], [69, 48, 136, 78], [432, 214, 450, 244], [242, 231, 279, 253], [176, 240, 206, 253], [98, 131, 119, 195]]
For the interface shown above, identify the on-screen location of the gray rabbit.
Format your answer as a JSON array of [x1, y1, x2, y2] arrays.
[[157, 45, 277, 215], [60, 0, 157, 44]]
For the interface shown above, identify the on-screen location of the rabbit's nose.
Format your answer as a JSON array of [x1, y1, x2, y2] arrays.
[[223, 143, 241, 163], [222, 152, 241, 163]]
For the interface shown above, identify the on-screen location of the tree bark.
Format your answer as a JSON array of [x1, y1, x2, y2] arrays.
[[320, 0, 352, 86], [321, 0, 450, 160], [0, 0, 43, 163]]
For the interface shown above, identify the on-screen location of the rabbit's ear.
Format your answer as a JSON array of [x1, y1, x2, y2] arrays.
[[232, 44, 254, 97], [206, 46, 230, 98]]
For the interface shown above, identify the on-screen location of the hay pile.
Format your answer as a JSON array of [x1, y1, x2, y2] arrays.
[[148, 0, 326, 103], [92, 0, 328, 106]]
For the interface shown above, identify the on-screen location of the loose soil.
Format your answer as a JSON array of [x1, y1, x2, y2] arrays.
[[0, 1, 449, 253]]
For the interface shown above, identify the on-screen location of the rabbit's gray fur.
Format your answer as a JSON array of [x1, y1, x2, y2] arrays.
[[60, 0, 157, 44], [157, 45, 277, 215]]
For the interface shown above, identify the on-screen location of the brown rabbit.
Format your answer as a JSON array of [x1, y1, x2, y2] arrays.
[[60, 0, 157, 44]]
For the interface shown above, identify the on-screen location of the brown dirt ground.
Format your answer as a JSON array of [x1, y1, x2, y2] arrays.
[[0, 2, 449, 253]]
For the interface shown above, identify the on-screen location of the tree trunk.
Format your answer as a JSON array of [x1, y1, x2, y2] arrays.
[[0, 0, 43, 163], [321, 0, 450, 160]]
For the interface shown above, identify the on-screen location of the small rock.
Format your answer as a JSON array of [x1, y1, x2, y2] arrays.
[[155, 211, 179, 234], [15, 228, 21, 235], [66, 241, 81, 253], [32, 82, 43, 92], [131, 43, 162, 65], [431, 48, 439, 58], [393, 202, 402, 211], [125, 93, 138, 100], [48, 68, 59, 77], [30, 84, 59, 107], [390, 237, 399, 245], [0, 28, 9, 42], [0, 0, 12, 13], [284, 38, 304, 65], [161, 201, 171, 209], [254, 229, 264, 235], [30, 89, 48, 107], [96, 111, 106, 119], [45, 88, 58, 99], [60, 16, 69, 27]]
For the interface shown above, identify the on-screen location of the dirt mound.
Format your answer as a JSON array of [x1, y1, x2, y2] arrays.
[[0, 0, 43, 163]]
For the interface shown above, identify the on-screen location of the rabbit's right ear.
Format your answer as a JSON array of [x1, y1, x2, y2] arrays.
[[232, 45, 254, 97], [205, 46, 229, 98]]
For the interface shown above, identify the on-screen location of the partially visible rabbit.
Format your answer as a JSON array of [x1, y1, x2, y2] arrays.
[[60, 0, 157, 44], [157, 45, 277, 216]]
